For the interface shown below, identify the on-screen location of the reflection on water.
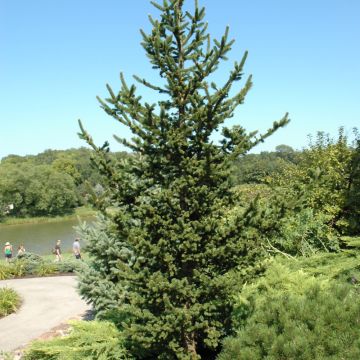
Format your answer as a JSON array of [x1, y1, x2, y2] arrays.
[[0, 217, 94, 255]]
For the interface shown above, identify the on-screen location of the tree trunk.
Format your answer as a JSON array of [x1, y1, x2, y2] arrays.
[[184, 331, 198, 359]]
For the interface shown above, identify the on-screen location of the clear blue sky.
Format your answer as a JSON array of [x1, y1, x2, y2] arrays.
[[1, 0, 359, 159]]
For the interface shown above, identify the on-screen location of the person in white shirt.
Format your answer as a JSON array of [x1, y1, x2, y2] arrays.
[[72, 238, 81, 260]]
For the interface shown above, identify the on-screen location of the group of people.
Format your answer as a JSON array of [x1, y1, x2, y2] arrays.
[[3, 238, 81, 262], [53, 238, 81, 262], [3, 242, 25, 262]]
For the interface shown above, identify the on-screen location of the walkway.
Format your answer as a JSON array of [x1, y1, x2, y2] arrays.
[[0, 276, 91, 352]]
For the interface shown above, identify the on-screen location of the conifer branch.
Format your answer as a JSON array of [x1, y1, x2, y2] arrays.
[[249, 113, 290, 150], [133, 75, 169, 94]]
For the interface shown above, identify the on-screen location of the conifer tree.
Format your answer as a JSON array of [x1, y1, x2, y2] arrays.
[[78, 0, 289, 358]]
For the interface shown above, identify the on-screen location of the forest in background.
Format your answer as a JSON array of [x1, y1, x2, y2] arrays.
[[1, 128, 359, 238], [0, 148, 127, 218]]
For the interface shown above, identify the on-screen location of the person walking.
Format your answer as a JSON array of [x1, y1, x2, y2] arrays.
[[54, 240, 62, 262], [17, 244, 26, 257], [3, 242, 13, 262], [72, 238, 81, 260]]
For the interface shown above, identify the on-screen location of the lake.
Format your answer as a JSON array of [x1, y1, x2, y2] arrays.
[[0, 217, 94, 255]]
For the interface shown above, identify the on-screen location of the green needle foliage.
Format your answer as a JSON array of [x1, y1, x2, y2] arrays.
[[78, 0, 289, 358], [219, 260, 360, 360], [24, 321, 130, 360]]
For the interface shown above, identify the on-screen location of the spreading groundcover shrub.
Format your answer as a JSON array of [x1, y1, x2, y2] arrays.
[[0, 287, 21, 318], [19, 253, 360, 359], [0, 253, 86, 280], [23, 320, 132, 360], [218, 260, 360, 360]]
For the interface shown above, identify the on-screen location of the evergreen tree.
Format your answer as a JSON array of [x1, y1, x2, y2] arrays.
[[78, 0, 289, 358]]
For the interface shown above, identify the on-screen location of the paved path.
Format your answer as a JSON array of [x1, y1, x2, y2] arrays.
[[0, 276, 91, 352]]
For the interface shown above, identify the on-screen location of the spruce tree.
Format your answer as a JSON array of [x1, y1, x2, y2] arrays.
[[78, 0, 289, 358]]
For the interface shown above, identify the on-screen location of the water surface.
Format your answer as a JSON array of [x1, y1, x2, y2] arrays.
[[0, 217, 94, 255]]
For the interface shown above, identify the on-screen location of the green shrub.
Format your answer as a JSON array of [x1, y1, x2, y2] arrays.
[[340, 236, 360, 249], [0, 350, 15, 360], [0, 287, 21, 318], [219, 261, 360, 360], [0, 261, 25, 279], [0, 252, 84, 279], [10, 259, 27, 277], [0, 263, 14, 280], [271, 208, 339, 257], [16, 252, 43, 262], [24, 320, 132, 360], [56, 259, 86, 273], [11, 252, 45, 276], [34, 263, 58, 277], [277, 251, 360, 283]]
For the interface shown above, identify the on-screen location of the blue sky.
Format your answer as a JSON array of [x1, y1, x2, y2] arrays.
[[1, 0, 359, 159]]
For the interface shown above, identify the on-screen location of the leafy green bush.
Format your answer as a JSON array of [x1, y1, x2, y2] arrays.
[[0, 287, 21, 318], [267, 129, 360, 236], [219, 261, 360, 360], [24, 320, 132, 360], [270, 208, 339, 256]]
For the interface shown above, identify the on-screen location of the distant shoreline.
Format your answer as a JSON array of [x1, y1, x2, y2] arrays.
[[0, 206, 96, 227]]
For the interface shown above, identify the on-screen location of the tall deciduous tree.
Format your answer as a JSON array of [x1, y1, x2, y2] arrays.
[[0, 163, 78, 217], [78, 1, 289, 358], [346, 134, 360, 234]]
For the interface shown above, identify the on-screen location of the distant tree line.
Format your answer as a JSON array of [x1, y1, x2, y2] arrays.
[[231, 143, 300, 185], [0, 147, 128, 218], [1, 128, 359, 233]]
